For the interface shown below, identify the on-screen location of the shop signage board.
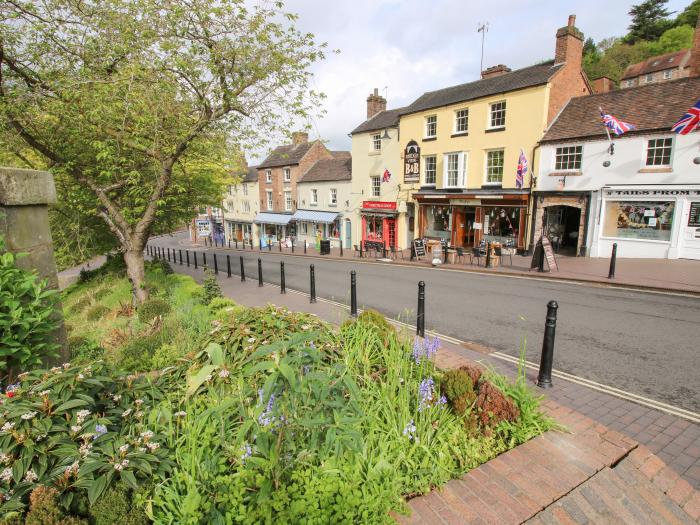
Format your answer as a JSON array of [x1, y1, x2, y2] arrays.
[[404, 140, 420, 183], [689, 202, 700, 227], [605, 189, 700, 197], [362, 201, 397, 210], [413, 239, 426, 258], [196, 219, 211, 236], [530, 237, 558, 272]]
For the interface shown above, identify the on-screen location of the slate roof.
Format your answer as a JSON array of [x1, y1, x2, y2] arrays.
[[621, 50, 690, 80], [541, 76, 700, 143], [400, 61, 563, 116], [350, 107, 406, 135], [257, 141, 316, 169], [298, 154, 352, 183], [244, 165, 258, 183]]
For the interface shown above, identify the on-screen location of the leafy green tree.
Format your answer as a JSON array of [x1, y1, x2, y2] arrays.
[[674, 0, 700, 27], [0, 0, 325, 303], [647, 24, 694, 54], [626, 0, 674, 43]]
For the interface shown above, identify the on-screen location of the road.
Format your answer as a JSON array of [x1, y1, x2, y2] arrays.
[[155, 234, 700, 414]]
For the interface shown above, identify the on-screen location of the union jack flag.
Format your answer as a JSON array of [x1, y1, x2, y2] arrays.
[[671, 99, 700, 135], [382, 169, 391, 183], [516, 149, 527, 189], [600, 109, 635, 136]]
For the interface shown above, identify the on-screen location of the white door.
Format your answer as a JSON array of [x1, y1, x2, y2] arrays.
[[679, 201, 700, 260]]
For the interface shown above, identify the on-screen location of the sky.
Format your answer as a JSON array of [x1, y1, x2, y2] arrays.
[[252, 0, 691, 160]]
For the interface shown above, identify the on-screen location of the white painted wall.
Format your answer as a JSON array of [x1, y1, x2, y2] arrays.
[[295, 180, 352, 247], [222, 180, 259, 245]]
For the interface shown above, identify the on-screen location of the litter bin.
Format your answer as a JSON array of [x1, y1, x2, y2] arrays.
[[319, 240, 331, 255]]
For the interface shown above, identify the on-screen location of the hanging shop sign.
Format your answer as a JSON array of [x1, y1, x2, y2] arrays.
[[404, 140, 420, 183], [362, 201, 397, 210], [196, 219, 211, 236]]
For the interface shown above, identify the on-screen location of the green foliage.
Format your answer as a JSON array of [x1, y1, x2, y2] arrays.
[[201, 270, 222, 305], [207, 297, 236, 312], [647, 24, 695, 54], [0, 239, 60, 376], [146, 259, 172, 276], [114, 333, 162, 372], [150, 344, 183, 370], [87, 483, 148, 525], [67, 336, 103, 364], [23, 486, 86, 525], [77, 254, 126, 285], [85, 304, 110, 322], [137, 299, 171, 324], [676, 0, 700, 26], [441, 368, 476, 416], [626, 0, 673, 43]]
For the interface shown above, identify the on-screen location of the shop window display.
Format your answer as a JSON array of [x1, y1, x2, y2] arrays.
[[484, 207, 520, 244], [365, 216, 383, 241], [603, 201, 674, 241], [424, 205, 451, 241]]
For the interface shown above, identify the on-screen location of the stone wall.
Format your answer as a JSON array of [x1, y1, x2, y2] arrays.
[[0, 167, 68, 359], [533, 193, 588, 256]]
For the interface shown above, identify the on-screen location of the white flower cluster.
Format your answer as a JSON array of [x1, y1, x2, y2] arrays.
[[0, 468, 12, 483], [140, 430, 154, 440], [20, 412, 37, 421], [38, 390, 50, 397], [118, 444, 130, 454], [0, 453, 10, 465], [0, 422, 14, 433], [76, 410, 91, 424], [23, 470, 37, 483], [70, 425, 82, 433], [79, 442, 92, 457], [146, 442, 160, 451], [174, 411, 186, 418], [134, 399, 144, 406], [64, 461, 79, 477], [121, 409, 132, 418], [111, 394, 122, 402], [218, 369, 230, 379], [113, 459, 129, 471]]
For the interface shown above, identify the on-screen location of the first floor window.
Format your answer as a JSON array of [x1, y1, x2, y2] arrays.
[[446, 153, 459, 187], [372, 134, 381, 151], [646, 137, 672, 166], [266, 190, 273, 210], [443, 152, 467, 187], [284, 191, 292, 211], [486, 150, 504, 183], [489, 101, 506, 128], [555, 145, 582, 171], [455, 108, 469, 133], [371, 176, 380, 197], [310, 189, 318, 205], [243, 201, 250, 213], [329, 188, 337, 206], [265, 170, 272, 183], [283, 168, 291, 182], [663, 70, 673, 80], [243, 183, 248, 196], [425, 115, 437, 138], [424, 155, 436, 185], [603, 201, 675, 241]]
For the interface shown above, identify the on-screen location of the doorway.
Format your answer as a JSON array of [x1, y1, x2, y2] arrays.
[[544, 206, 581, 255], [345, 219, 352, 249], [450, 208, 476, 248], [680, 201, 700, 260]]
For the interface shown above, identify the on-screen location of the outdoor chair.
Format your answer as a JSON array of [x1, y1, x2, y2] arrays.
[[353, 244, 361, 257], [470, 247, 483, 266], [390, 246, 405, 260], [494, 246, 512, 266], [455, 247, 466, 264]]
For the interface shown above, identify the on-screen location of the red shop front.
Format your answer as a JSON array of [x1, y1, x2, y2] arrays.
[[361, 201, 398, 248]]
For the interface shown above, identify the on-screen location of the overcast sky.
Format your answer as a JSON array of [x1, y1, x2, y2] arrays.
[[252, 0, 691, 161]]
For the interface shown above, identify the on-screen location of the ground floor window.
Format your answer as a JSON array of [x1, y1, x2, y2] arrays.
[[484, 207, 520, 239], [602, 201, 675, 241], [364, 215, 384, 242], [330, 218, 340, 238], [424, 205, 451, 241]]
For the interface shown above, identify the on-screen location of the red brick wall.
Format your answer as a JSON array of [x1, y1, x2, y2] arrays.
[[548, 26, 590, 124]]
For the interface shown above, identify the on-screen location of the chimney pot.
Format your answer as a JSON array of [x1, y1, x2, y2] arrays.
[[481, 64, 512, 79], [555, 14, 584, 65], [366, 88, 387, 119], [568, 14, 576, 27]]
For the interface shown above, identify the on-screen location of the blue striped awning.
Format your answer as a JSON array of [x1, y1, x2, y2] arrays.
[[253, 212, 293, 225], [292, 209, 338, 224]]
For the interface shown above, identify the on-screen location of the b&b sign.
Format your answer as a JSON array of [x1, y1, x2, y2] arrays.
[[404, 140, 420, 183]]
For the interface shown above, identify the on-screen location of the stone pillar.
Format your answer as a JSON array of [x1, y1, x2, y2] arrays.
[[0, 167, 68, 361]]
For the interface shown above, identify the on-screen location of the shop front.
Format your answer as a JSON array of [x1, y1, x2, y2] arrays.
[[292, 210, 342, 248], [590, 186, 700, 260], [415, 191, 529, 252], [360, 201, 398, 250], [531, 192, 591, 256], [225, 220, 253, 243], [253, 212, 295, 247]]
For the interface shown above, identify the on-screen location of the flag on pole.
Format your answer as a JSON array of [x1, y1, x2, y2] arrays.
[[670, 99, 700, 135], [516, 149, 527, 189], [600, 110, 635, 136], [382, 169, 391, 183]]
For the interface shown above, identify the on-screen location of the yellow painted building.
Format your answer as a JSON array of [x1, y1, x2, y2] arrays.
[[401, 15, 590, 253]]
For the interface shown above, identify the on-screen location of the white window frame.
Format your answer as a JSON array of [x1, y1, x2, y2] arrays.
[[554, 145, 583, 172], [266, 190, 273, 210], [423, 155, 437, 186], [442, 152, 467, 188], [301, 222, 308, 235], [310, 188, 318, 206], [662, 70, 673, 80], [265, 170, 272, 183], [454, 108, 469, 134], [644, 73, 654, 83], [488, 101, 506, 129], [485, 149, 505, 185], [243, 201, 250, 213], [243, 183, 248, 196], [371, 134, 381, 152], [644, 136, 673, 168], [283, 167, 291, 182], [329, 188, 337, 206], [284, 190, 292, 211], [371, 176, 381, 197], [424, 115, 437, 139]]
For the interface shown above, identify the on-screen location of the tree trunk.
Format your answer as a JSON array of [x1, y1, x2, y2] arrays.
[[123, 248, 149, 304]]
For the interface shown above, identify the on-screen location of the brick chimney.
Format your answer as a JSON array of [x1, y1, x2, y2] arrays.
[[291, 131, 308, 145], [689, 12, 700, 77], [481, 64, 512, 79], [555, 14, 584, 67], [366, 88, 387, 119], [592, 76, 614, 94]]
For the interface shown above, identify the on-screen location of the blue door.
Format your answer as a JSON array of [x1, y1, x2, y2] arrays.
[[345, 219, 352, 249]]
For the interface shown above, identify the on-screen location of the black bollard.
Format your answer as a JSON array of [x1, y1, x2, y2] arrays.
[[279, 239, 282, 252], [194, 252, 198, 269], [226, 254, 231, 277], [280, 262, 286, 294], [608, 243, 617, 279], [213, 253, 218, 275], [168, 248, 172, 262], [383, 243, 387, 259], [186, 250, 190, 267], [536, 301, 559, 389], [410, 243, 415, 261], [240, 256, 245, 282], [304, 240, 307, 254], [235, 239, 238, 249], [179, 249, 183, 265], [250, 239, 253, 250], [416, 281, 426, 337], [258, 258, 263, 287], [202, 253, 207, 269], [360, 242, 363, 258], [292, 239, 295, 253], [350, 271, 357, 317], [228, 239, 231, 249], [309, 264, 316, 303], [443, 244, 448, 264], [340, 240, 343, 257], [538, 241, 545, 272], [485, 242, 492, 268], [268, 240, 272, 252]]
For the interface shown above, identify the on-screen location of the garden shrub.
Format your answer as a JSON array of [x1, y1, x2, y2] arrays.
[[115, 332, 163, 371], [87, 483, 148, 525], [23, 486, 85, 525], [208, 296, 236, 311], [137, 298, 171, 324], [85, 304, 110, 321], [441, 368, 477, 416], [475, 380, 520, 428], [92, 288, 111, 301], [68, 295, 93, 315], [67, 336, 103, 363], [348, 309, 394, 340], [201, 270, 222, 305], [0, 238, 60, 376], [77, 253, 126, 284], [151, 344, 184, 369], [146, 259, 173, 275]]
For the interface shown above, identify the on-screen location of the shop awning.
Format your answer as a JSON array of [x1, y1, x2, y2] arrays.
[[253, 212, 293, 225], [292, 209, 338, 224]]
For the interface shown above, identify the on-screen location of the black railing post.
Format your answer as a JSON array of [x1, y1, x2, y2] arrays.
[[410, 243, 415, 261], [240, 256, 245, 282], [383, 242, 387, 259], [608, 243, 617, 279], [485, 242, 492, 268], [179, 249, 183, 265], [257, 258, 263, 287], [309, 264, 316, 303], [235, 239, 238, 249], [443, 244, 448, 264], [156, 247, 160, 259], [202, 253, 207, 269], [226, 254, 232, 277], [292, 239, 295, 253], [186, 250, 190, 267], [537, 300, 559, 389], [538, 240, 545, 272], [194, 252, 198, 269], [360, 242, 363, 258], [340, 240, 343, 257], [417, 281, 426, 337], [280, 262, 286, 294], [279, 239, 282, 252], [350, 270, 357, 317], [228, 239, 231, 249], [304, 240, 307, 254], [250, 238, 253, 250], [213, 253, 218, 275]]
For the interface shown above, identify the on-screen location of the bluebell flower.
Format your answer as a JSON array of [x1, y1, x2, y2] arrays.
[[257, 390, 277, 427], [93, 424, 108, 440], [240, 443, 252, 462], [402, 419, 417, 441], [413, 336, 441, 364], [418, 377, 435, 411]]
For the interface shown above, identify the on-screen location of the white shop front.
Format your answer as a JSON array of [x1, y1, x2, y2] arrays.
[[590, 185, 700, 260]]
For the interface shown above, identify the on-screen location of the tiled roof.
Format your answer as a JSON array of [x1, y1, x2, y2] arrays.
[[621, 50, 690, 79], [298, 154, 352, 183], [541, 77, 700, 143], [244, 165, 258, 183], [400, 61, 563, 116], [350, 107, 406, 135], [257, 141, 316, 169]]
